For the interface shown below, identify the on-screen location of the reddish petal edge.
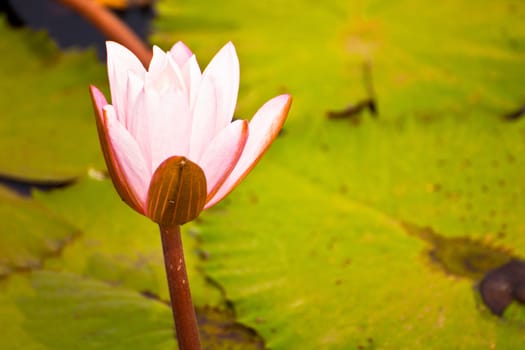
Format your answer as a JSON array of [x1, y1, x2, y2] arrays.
[[89, 85, 145, 214], [205, 119, 249, 202], [204, 94, 292, 209]]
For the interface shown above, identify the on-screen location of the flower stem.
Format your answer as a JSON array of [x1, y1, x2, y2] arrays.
[[159, 224, 202, 350], [57, 0, 152, 67]]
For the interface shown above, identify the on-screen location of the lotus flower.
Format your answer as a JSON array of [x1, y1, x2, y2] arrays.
[[90, 41, 291, 224]]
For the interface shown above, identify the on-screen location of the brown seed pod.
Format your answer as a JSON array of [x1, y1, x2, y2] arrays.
[[147, 156, 207, 226]]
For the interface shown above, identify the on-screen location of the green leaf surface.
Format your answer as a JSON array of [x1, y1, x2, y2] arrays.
[[14, 271, 175, 350], [153, 0, 525, 348], [0, 19, 106, 182], [1, 175, 263, 349], [33, 175, 223, 307], [0, 0, 524, 348], [0, 185, 77, 277], [0, 271, 264, 349]]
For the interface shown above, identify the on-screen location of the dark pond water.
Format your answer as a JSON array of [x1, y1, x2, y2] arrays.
[[2, 0, 153, 61], [0, 0, 153, 194]]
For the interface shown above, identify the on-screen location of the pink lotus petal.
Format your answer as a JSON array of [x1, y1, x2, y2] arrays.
[[189, 77, 217, 161], [94, 41, 292, 220], [126, 88, 153, 171], [149, 88, 192, 172], [91, 86, 144, 213], [146, 46, 186, 93], [169, 41, 193, 68], [198, 120, 248, 200], [122, 71, 144, 130], [103, 105, 150, 208], [181, 55, 202, 108], [106, 42, 145, 120], [90, 84, 109, 119], [205, 94, 292, 208], [147, 46, 167, 73], [201, 42, 239, 132]]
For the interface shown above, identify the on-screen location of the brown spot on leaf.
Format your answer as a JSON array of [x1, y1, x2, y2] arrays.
[[197, 306, 265, 349], [402, 222, 515, 280], [139, 291, 265, 349]]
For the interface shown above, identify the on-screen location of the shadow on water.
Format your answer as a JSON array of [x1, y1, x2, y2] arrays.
[[0, 174, 76, 196]]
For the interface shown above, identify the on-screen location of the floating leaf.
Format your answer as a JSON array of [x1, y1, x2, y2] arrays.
[[153, 0, 525, 348], [16, 271, 175, 350], [0, 185, 77, 277], [201, 159, 525, 348], [0, 271, 264, 349], [0, 19, 106, 182], [33, 176, 223, 307], [1, 0, 524, 348]]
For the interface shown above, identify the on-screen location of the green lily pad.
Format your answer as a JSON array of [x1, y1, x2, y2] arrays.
[[200, 157, 525, 348], [33, 175, 223, 307], [0, 0, 524, 348], [0, 185, 77, 277], [152, 0, 525, 348], [16, 271, 175, 350], [0, 19, 106, 182], [0, 271, 264, 349]]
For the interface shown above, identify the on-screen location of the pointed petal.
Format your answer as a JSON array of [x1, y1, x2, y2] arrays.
[[198, 120, 248, 200], [205, 94, 292, 208], [106, 41, 145, 120], [103, 105, 151, 209], [182, 55, 202, 108], [126, 88, 153, 172], [146, 46, 185, 93], [169, 41, 193, 68], [122, 71, 144, 130], [90, 84, 109, 121], [147, 46, 167, 73], [201, 42, 239, 132], [189, 77, 217, 161], [89, 85, 145, 213], [149, 88, 192, 172]]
